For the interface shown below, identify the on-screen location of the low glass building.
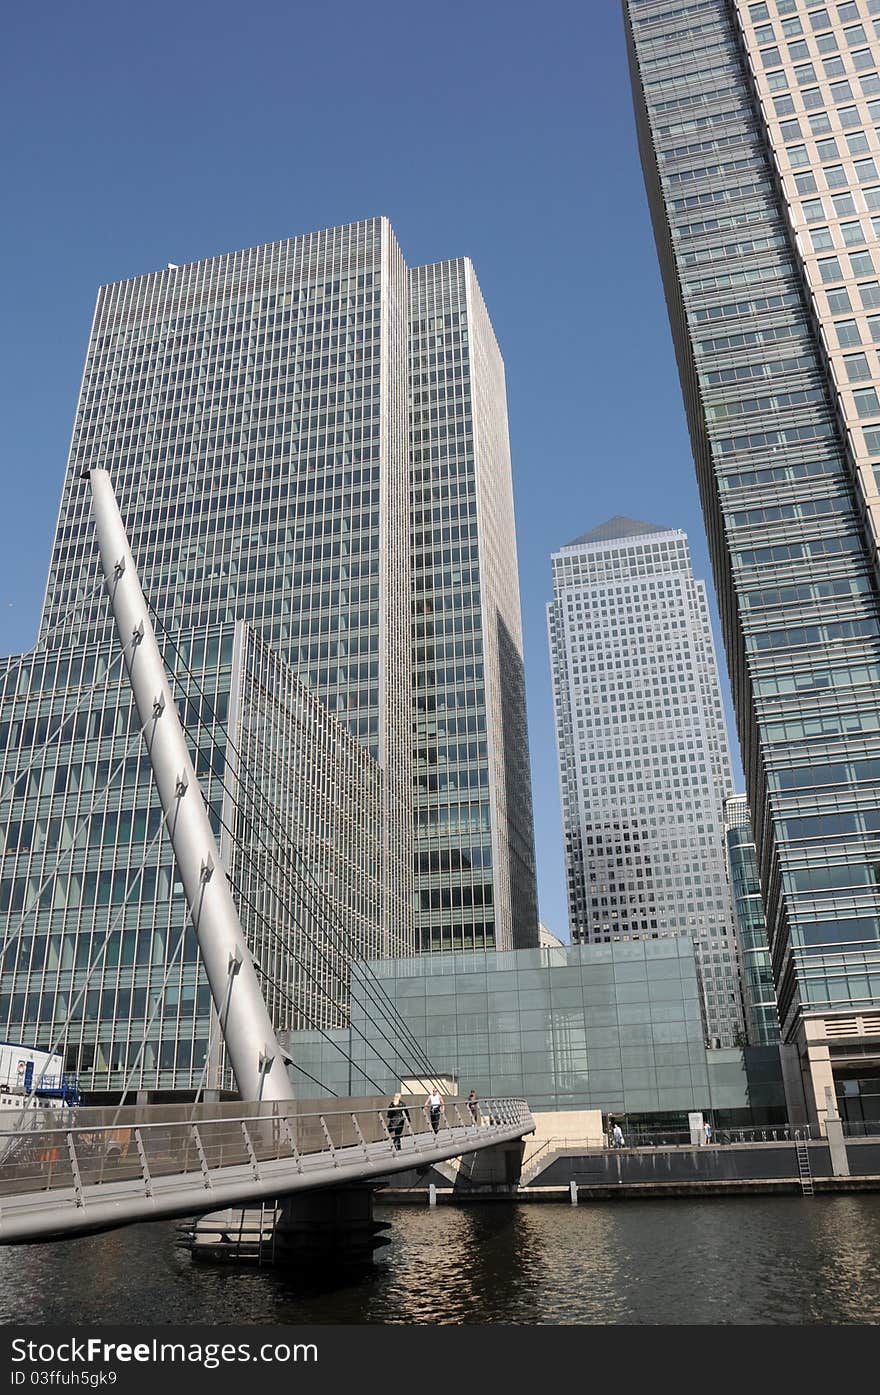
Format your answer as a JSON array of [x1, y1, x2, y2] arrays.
[[285, 939, 785, 1123]]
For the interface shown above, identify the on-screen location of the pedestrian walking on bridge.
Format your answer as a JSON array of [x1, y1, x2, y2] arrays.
[[386, 1094, 409, 1150], [426, 1088, 443, 1134]]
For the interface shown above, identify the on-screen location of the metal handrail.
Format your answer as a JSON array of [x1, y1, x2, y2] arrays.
[[840, 1120, 880, 1138], [0, 1096, 527, 1136], [517, 1126, 835, 1159], [625, 1124, 825, 1147], [0, 1097, 534, 1209]]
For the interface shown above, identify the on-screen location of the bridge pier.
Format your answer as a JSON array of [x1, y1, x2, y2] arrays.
[[190, 1187, 391, 1269], [271, 1186, 391, 1269], [453, 1138, 524, 1194]]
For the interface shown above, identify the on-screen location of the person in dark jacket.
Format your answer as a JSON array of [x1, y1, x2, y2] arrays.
[[386, 1094, 409, 1149]]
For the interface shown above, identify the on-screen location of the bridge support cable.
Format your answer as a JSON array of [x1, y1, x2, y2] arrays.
[[152, 730, 436, 1093], [6, 819, 168, 1128], [105, 913, 341, 1115], [203, 803, 440, 1092], [150, 611, 444, 1092], [0, 577, 108, 696], [88, 468, 291, 1104], [235, 897, 397, 1094], [107, 916, 188, 1120], [155, 628, 443, 1090], [0, 648, 128, 809], [157, 785, 415, 1096], [146, 606, 434, 1063], [179, 876, 385, 1100], [223, 870, 420, 1095], [1, 786, 352, 1115], [0, 706, 156, 976], [152, 655, 444, 1095], [190, 1038, 337, 1111]]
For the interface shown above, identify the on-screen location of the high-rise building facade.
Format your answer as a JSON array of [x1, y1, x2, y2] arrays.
[[0, 220, 414, 1094], [725, 794, 781, 1044], [548, 517, 745, 1046], [222, 623, 387, 1038], [411, 260, 538, 953], [625, 0, 880, 1116], [0, 219, 538, 1095]]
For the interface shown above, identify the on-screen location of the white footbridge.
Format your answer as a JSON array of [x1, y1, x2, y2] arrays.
[[0, 470, 534, 1244], [0, 1095, 532, 1243]]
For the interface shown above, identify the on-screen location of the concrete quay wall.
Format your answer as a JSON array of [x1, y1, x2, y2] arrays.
[[376, 1138, 880, 1202]]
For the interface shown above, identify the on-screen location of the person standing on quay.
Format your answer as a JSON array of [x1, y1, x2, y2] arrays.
[[612, 1123, 625, 1149]]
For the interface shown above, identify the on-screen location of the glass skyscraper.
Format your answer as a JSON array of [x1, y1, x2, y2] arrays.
[[411, 260, 538, 954], [1, 220, 413, 1094], [724, 794, 781, 1044], [0, 218, 538, 1096], [548, 517, 745, 1046], [625, 0, 880, 1118]]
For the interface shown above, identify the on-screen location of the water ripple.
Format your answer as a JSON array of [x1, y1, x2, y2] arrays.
[[1, 1196, 879, 1325]]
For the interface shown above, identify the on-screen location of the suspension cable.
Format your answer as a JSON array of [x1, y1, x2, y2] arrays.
[[0, 707, 154, 974], [0, 578, 108, 689], [152, 641, 443, 1089], [0, 647, 127, 808], [2, 735, 405, 1107], [0, 647, 386, 1111], [198, 768, 442, 1092], [8, 819, 167, 1129], [185, 1030, 340, 1110], [154, 612, 444, 1087], [110, 919, 186, 1117], [223, 864, 417, 1094]]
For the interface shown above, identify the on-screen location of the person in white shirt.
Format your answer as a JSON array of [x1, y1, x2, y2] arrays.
[[426, 1089, 443, 1134]]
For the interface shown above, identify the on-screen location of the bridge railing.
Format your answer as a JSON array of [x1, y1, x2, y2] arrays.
[[0, 1097, 532, 1204]]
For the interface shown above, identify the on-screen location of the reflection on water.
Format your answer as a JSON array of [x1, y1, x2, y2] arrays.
[[2, 1196, 880, 1325]]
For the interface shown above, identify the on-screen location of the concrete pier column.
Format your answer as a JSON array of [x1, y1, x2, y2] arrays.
[[454, 1139, 524, 1194], [824, 1086, 850, 1178], [779, 1044, 809, 1127], [272, 1186, 391, 1268], [802, 1022, 836, 1130]]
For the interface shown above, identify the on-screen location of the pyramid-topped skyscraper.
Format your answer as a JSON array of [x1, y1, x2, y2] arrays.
[[548, 519, 745, 1046]]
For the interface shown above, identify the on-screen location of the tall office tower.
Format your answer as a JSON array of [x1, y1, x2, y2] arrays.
[[410, 260, 539, 952], [0, 219, 414, 1094], [0, 218, 539, 1095], [548, 518, 745, 1046], [725, 795, 781, 1045], [625, 0, 880, 1116]]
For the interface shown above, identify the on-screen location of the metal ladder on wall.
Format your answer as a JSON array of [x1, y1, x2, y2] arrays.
[[795, 1138, 814, 1196]]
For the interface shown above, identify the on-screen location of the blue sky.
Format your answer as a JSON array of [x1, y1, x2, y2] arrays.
[[0, 0, 743, 938]]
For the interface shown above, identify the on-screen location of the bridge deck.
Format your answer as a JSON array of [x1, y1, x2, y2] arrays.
[[0, 1096, 533, 1242]]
